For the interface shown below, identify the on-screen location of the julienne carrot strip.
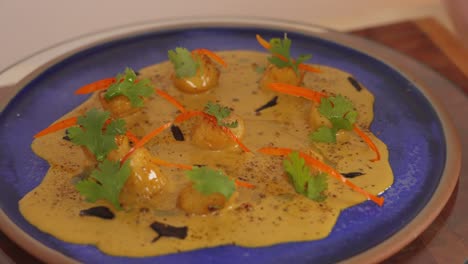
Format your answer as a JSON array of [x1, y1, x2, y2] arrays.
[[256, 34, 271, 49], [155, 89, 186, 112], [74, 78, 116, 95], [150, 157, 193, 170], [257, 146, 292, 156], [174, 110, 206, 123], [257, 146, 384, 206], [34, 116, 78, 138], [298, 64, 321, 73], [255, 34, 321, 73], [125, 131, 140, 144], [192, 49, 227, 68], [353, 124, 381, 162], [235, 179, 256, 189], [268, 83, 326, 103], [219, 126, 251, 153], [120, 122, 173, 164]]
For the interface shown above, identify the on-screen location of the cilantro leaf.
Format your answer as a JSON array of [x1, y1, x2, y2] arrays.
[[310, 96, 358, 143], [269, 37, 291, 61], [168, 47, 199, 78], [318, 95, 355, 119], [204, 101, 238, 128], [104, 68, 154, 107], [306, 173, 328, 202], [68, 109, 126, 161], [309, 127, 337, 143], [266, 35, 311, 75], [76, 159, 131, 210], [185, 166, 236, 199], [283, 152, 328, 202]]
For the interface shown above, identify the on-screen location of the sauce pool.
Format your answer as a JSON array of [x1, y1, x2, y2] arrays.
[[19, 51, 393, 256]]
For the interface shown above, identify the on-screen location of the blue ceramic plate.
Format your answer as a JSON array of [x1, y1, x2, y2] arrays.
[[0, 18, 461, 263]]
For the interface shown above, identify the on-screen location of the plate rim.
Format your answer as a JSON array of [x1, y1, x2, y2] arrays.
[[0, 16, 462, 264]]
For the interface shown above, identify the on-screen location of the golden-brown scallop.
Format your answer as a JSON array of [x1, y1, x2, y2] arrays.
[[106, 135, 167, 204], [107, 135, 131, 162], [172, 54, 220, 94], [259, 64, 304, 90], [99, 92, 142, 118], [121, 148, 168, 203], [308, 102, 331, 131], [177, 184, 228, 214], [191, 114, 245, 150]]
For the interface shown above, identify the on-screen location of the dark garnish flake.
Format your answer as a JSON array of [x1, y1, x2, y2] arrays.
[[150, 221, 188, 242], [79, 206, 115, 219], [341, 172, 365, 178], [255, 96, 278, 113], [63, 129, 71, 141], [170, 125, 185, 141], [347, 77, 362, 92]]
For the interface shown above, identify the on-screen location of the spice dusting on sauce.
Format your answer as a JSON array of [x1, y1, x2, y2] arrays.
[[19, 49, 393, 257]]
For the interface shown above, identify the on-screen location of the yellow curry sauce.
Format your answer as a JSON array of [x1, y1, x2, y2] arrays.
[[19, 51, 393, 256]]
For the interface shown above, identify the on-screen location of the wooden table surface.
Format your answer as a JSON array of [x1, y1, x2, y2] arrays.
[[1, 17, 467, 263]]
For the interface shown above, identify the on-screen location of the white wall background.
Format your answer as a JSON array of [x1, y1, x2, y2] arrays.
[[0, 0, 454, 72]]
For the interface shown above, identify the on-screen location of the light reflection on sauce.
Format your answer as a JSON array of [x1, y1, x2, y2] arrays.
[[19, 51, 393, 257]]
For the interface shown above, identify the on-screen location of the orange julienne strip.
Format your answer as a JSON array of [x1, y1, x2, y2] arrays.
[[174, 110, 206, 123], [298, 63, 321, 73], [268, 83, 326, 103], [155, 89, 186, 112], [235, 179, 256, 189], [34, 116, 78, 138], [256, 34, 271, 50], [74, 78, 116, 95], [353, 124, 381, 162], [219, 126, 251, 153], [150, 157, 193, 170], [257, 147, 384, 206], [125, 131, 140, 144], [193, 49, 227, 68], [120, 122, 172, 164]]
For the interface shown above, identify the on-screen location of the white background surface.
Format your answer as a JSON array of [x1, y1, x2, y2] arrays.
[[0, 0, 457, 76]]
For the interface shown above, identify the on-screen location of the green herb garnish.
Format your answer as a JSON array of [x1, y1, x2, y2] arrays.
[[104, 68, 154, 107], [310, 95, 358, 143], [168, 47, 199, 78], [268, 35, 311, 75], [204, 101, 238, 128], [76, 159, 131, 210], [185, 166, 236, 199], [68, 108, 126, 161], [283, 152, 327, 202]]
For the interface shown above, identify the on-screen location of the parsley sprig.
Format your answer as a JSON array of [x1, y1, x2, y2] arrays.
[[168, 47, 200, 78], [68, 108, 126, 161], [204, 101, 238, 128], [76, 159, 131, 210], [185, 166, 236, 199], [104, 68, 154, 107], [283, 152, 327, 202], [267, 35, 311, 75], [310, 95, 358, 143]]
